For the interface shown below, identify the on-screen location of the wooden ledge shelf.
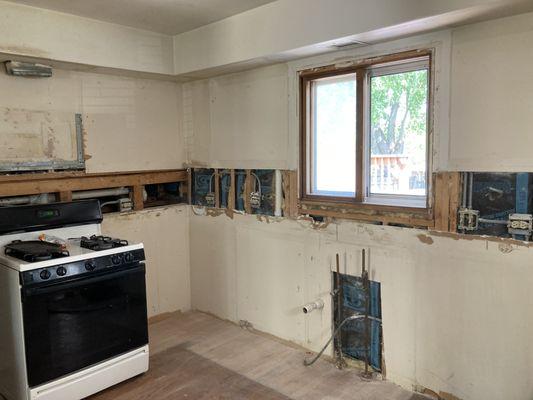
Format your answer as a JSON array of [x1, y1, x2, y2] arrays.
[[0, 169, 188, 211]]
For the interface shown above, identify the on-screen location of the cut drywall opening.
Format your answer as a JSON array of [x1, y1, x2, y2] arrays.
[[333, 271, 382, 372], [144, 182, 186, 209], [458, 172, 533, 240], [251, 169, 275, 216], [191, 168, 216, 207]]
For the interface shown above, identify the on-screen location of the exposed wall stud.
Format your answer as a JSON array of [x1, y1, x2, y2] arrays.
[[132, 185, 144, 211], [58, 191, 72, 202], [244, 169, 252, 214], [214, 169, 220, 208], [227, 169, 235, 211]]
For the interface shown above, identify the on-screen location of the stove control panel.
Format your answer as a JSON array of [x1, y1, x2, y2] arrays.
[[20, 249, 145, 286]]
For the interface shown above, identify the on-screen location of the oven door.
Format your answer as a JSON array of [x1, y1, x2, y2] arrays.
[[21, 263, 149, 388]]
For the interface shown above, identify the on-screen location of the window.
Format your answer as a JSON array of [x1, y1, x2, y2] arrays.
[[300, 51, 431, 210]]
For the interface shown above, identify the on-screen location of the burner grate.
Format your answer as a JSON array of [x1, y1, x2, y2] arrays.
[[4, 240, 70, 262], [80, 235, 128, 251]]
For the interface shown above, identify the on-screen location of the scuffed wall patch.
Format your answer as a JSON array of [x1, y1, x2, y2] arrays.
[[417, 234, 434, 245]]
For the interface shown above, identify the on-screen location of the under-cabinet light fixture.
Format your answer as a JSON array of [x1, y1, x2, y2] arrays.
[[4, 61, 53, 77]]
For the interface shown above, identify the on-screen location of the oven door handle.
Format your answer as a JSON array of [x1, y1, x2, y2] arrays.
[[22, 263, 145, 299]]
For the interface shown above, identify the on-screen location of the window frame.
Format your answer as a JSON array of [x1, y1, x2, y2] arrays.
[[299, 49, 434, 216]]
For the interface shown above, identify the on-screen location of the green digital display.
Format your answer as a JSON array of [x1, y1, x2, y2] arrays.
[[37, 209, 60, 219]]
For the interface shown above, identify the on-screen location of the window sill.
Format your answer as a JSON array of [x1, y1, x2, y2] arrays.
[[364, 195, 427, 209], [299, 198, 433, 227]]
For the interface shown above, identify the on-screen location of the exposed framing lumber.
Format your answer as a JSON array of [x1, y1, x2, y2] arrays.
[[58, 191, 72, 202], [280, 170, 299, 218], [298, 172, 460, 229], [300, 202, 434, 227], [433, 171, 461, 232], [187, 168, 192, 205], [244, 169, 252, 214], [132, 185, 145, 211], [214, 169, 221, 209], [228, 169, 236, 210], [0, 170, 187, 198]]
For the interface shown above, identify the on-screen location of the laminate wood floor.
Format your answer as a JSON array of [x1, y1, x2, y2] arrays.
[[89, 311, 429, 400]]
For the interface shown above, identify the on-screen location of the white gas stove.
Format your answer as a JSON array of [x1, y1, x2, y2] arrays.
[[0, 200, 149, 400]]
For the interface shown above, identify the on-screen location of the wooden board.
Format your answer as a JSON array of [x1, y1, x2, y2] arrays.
[[0, 170, 187, 197], [433, 172, 461, 232], [89, 311, 425, 400]]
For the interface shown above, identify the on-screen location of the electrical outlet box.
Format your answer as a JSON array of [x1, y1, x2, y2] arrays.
[[458, 208, 479, 231], [507, 213, 533, 238]]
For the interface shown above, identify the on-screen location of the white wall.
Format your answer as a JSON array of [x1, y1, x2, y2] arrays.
[[0, 0, 174, 75], [190, 212, 533, 400], [183, 64, 289, 169], [172, 0, 531, 76], [449, 11, 533, 171], [184, 11, 533, 173], [0, 67, 185, 172], [102, 205, 191, 317], [186, 12, 533, 400]]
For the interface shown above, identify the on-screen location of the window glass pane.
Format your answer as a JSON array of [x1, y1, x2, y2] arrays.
[[370, 68, 428, 197], [311, 75, 356, 197]]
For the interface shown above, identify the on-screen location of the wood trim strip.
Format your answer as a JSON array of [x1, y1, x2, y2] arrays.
[[300, 204, 434, 227], [0, 170, 187, 197], [355, 69, 365, 203], [298, 49, 432, 78]]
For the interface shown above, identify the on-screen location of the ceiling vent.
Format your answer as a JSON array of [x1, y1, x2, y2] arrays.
[[4, 61, 53, 77], [330, 40, 370, 49]]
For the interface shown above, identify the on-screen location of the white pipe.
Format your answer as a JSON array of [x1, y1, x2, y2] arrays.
[[274, 170, 282, 217], [302, 299, 324, 314], [0, 187, 134, 207], [0, 193, 53, 206], [72, 187, 130, 200]]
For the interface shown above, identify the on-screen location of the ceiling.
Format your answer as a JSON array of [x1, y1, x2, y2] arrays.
[[5, 0, 277, 35]]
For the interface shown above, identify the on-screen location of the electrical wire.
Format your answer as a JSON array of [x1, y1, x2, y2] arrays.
[[303, 314, 382, 367]]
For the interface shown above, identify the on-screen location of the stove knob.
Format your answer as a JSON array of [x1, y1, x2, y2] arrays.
[[111, 255, 122, 265], [124, 252, 134, 263], [85, 260, 96, 271], [40, 269, 51, 280], [56, 266, 67, 276]]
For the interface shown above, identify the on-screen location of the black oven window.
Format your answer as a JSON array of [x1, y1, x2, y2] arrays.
[[22, 266, 148, 387]]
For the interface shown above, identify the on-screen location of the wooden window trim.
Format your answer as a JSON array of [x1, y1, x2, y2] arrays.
[[299, 49, 435, 223]]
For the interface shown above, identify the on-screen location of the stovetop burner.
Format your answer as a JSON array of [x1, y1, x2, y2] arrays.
[[4, 240, 70, 262], [80, 235, 129, 251]]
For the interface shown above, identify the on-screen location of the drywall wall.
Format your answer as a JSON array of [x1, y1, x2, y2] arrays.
[[190, 212, 533, 400], [183, 64, 289, 169], [0, 67, 185, 172], [184, 12, 533, 173], [102, 205, 191, 318], [449, 11, 533, 171], [82, 71, 184, 172], [186, 12, 533, 400], [172, 0, 533, 76], [0, 0, 174, 75], [0, 67, 82, 168]]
